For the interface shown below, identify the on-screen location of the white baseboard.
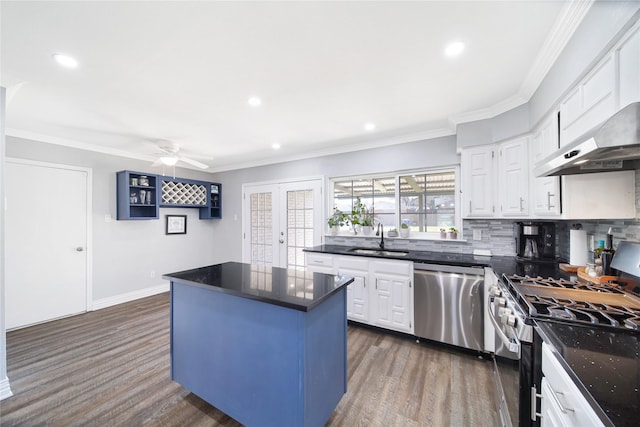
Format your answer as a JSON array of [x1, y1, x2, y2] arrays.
[[0, 377, 13, 400], [92, 282, 170, 311]]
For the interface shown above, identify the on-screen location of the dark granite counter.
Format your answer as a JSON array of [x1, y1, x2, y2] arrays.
[[536, 321, 639, 427], [163, 261, 353, 312], [305, 244, 574, 281]]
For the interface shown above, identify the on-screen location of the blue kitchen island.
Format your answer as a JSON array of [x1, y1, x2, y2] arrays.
[[163, 262, 353, 427]]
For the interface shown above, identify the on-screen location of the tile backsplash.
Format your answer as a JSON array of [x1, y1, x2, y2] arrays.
[[324, 218, 639, 259]]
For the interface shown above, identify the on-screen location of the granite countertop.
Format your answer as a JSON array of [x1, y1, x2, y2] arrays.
[[163, 262, 354, 312], [536, 321, 639, 427], [305, 244, 574, 280]]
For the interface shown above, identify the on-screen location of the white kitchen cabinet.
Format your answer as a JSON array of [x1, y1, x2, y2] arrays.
[[461, 137, 531, 219], [305, 253, 414, 334], [370, 260, 413, 334], [531, 113, 561, 217], [618, 22, 640, 109], [335, 255, 369, 323], [305, 252, 335, 274], [541, 343, 604, 427], [559, 54, 615, 146], [499, 136, 529, 216], [461, 145, 496, 217]]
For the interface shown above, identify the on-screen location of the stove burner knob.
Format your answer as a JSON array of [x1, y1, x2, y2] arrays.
[[490, 286, 502, 297], [505, 315, 517, 328], [495, 297, 507, 307], [498, 307, 511, 317]]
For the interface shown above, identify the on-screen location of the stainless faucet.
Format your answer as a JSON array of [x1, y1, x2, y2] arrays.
[[376, 223, 384, 249]]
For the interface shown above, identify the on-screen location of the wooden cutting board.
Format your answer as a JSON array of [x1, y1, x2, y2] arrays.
[[577, 267, 617, 284], [559, 263, 579, 273]]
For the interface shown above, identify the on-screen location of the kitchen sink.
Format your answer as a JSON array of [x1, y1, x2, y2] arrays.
[[348, 248, 409, 257]]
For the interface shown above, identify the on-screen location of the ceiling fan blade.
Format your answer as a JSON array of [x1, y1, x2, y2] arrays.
[[179, 157, 209, 169]]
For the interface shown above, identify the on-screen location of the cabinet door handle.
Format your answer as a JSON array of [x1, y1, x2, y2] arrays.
[[469, 200, 472, 214], [549, 387, 575, 414], [519, 197, 524, 211], [547, 192, 555, 209], [76, 247, 84, 252]]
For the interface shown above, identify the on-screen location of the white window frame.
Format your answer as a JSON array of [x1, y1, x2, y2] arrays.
[[327, 166, 461, 240]]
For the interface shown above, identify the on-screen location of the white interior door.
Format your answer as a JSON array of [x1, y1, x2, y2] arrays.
[[243, 179, 322, 269], [5, 160, 89, 329]]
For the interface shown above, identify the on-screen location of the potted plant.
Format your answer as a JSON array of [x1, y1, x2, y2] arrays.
[[327, 208, 348, 236], [440, 228, 447, 239], [387, 227, 398, 237], [400, 223, 410, 238], [349, 197, 369, 235], [448, 227, 458, 239]]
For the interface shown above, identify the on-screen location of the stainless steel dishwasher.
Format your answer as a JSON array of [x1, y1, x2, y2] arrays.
[[414, 263, 484, 351]]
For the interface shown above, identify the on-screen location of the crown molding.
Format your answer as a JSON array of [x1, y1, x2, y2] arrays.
[[519, 0, 594, 100], [448, 0, 593, 128]]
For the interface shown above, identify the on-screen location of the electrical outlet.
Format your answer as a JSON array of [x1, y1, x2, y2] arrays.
[[473, 229, 482, 241]]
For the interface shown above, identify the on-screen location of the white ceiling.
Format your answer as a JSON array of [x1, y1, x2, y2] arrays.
[[1, 1, 591, 172]]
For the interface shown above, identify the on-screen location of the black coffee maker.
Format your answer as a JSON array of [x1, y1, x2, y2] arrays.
[[514, 222, 556, 262]]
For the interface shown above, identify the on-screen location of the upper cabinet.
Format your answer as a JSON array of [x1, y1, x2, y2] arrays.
[[116, 170, 222, 220], [461, 136, 529, 218], [559, 55, 616, 146], [618, 23, 640, 109], [499, 137, 530, 217], [531, 113, 561, 217], [461, 145, 496, 217]]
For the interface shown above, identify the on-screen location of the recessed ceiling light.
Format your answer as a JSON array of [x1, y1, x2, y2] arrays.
[[272, 143, 281, 150], [248, 96, 262, 107], [444, 41, 465, 57], [52, 53, 78, 68], [364, 122, 376, 131]]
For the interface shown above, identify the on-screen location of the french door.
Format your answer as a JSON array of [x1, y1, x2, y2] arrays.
[[243, 179, 322, 269]]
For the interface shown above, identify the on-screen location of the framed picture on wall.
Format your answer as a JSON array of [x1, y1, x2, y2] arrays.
[[166, 215, 187, 235]]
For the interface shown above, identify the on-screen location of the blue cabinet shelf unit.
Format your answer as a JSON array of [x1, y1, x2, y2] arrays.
[[116, 170, 222, 220], [199, 183, 222, 219], [116, 171, 159, 220]]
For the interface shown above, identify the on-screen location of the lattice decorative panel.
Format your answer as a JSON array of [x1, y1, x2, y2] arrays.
[[162, 181, 207, 205]]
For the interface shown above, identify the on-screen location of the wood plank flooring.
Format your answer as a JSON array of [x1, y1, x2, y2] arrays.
[[1, 293, 499, 426]]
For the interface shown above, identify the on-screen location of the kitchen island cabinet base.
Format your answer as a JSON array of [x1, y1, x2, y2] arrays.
[[170, 281, 347, 427]]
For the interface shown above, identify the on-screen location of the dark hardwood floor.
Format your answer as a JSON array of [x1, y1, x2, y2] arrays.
[[1, 293, 499, 426]]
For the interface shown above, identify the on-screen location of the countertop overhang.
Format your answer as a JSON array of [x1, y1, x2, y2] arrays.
[[163, 261, 354, 312]]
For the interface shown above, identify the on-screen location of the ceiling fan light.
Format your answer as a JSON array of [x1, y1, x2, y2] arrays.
[[160, 156, 178, 166]]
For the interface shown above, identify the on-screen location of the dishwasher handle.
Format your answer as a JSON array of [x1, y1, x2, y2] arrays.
[[414, 262, 484, 276]]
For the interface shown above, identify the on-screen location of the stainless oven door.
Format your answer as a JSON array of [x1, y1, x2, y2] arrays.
[[489, 289, 531, 427]]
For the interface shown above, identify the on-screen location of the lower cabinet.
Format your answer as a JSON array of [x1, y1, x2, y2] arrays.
[[541, 343, 604, 427], [305, 252, 414, 334]]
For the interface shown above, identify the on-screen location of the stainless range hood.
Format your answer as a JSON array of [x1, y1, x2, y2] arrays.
[[534, 102, 640, 177]]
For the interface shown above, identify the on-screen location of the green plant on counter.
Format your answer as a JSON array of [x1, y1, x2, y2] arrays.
[[401, 223, 409, 229], [349, 197, 374, 233], [449, 227, 458, 233]]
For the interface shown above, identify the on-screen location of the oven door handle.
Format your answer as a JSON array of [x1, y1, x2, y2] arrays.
[[488, 299, 521, 354]]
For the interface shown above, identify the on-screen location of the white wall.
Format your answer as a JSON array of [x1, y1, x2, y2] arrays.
[[209, 135, 459, 263], [1, 88, 13, 399], [6, 137, 221, 302]]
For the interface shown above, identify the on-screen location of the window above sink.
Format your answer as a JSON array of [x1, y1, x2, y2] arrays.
[[328, 166, 461, 240]]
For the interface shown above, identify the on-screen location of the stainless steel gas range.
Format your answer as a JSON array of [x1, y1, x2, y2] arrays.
[[491, 241, 640, 427]]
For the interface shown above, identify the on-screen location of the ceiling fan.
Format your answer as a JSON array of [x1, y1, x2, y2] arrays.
[[150, 141, 210, 170]]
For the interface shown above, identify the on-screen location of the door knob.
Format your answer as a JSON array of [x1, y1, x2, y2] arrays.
[[279, 239, 284, 244], [76, 247, 84, 252]]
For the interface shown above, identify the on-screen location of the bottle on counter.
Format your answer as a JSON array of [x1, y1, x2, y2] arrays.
[[601, 228, 616, 276]]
